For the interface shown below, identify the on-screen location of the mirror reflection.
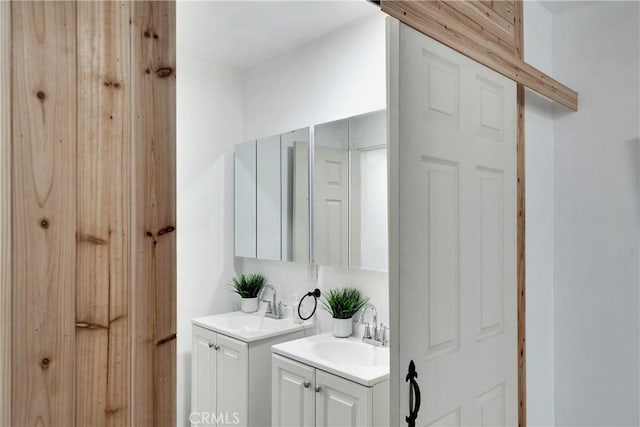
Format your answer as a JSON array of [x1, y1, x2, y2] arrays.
[[234, 141, 257, 258], [256, 135, 282, 260], [313, 110, 388, 271], [350, 110, 388, 271], [281, 128, 310, 263], [314, 118, 350, 267], [234, 128, 310, 263]]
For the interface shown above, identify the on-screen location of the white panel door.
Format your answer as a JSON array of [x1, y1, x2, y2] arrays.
[[272, 354, 315, 427], [216, 334, 249, 426], [395, 24, 517, 426], [191, 326, 217, 426], [315, 370, 372, 427], [315, 146, 349, 266], [257, 135, 282, 260]]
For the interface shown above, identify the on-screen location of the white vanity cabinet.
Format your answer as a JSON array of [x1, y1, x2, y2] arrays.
[[191, 313, 312, 427], [192, 326, 248, 426], [272, 354, 388, 427]]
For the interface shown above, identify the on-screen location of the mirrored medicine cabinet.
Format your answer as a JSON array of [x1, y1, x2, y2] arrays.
[[234, 127, 310, 263], [234, 109, 388, 272]]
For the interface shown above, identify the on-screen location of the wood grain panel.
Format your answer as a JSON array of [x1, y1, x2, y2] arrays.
[[381, 0, 578, 110], [11, 2, 77, 425], [434, 1, 513, 56], [480, 0, 516, 24], [76, 2, 131, 426], [514, 3, 526, 426], [0, 2, 11, 425], [131, 2, 177, 425], [449, 1, 515, 47], [517, 84, 526, 427]]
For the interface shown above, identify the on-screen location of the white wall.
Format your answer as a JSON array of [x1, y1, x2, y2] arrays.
[[176, 53, 243, 426], [240, 13, 389, 330], [552, 2, 640, 425], [524, 3, 556, 425], [244, 14, 386, 140]]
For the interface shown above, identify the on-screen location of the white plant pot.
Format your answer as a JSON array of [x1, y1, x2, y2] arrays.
[[332, 317, 353, 338], [241, 297, 259, 313]]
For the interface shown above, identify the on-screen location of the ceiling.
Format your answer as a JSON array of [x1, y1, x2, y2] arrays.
[[177, 1, 382, 70]]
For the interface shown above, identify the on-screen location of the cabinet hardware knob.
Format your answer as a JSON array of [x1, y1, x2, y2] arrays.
[[208, 342, 215, 348], [303, 381, 311, 389], [314, 386, 322, 393], [214, 344, 221, 351]]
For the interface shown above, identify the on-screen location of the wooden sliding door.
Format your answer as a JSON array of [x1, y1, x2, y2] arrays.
[[0, 1, 176, 425]]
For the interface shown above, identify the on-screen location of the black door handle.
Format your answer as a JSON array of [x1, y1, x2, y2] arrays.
[[405, 360, 421, 427]]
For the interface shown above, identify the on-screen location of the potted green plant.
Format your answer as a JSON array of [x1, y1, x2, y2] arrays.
[[229, 273, 268, 313], [321, 287, 369, 338]]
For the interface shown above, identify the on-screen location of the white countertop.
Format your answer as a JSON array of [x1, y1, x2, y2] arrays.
[[192, 311, 314, 343], [271, 333, 390, 387]]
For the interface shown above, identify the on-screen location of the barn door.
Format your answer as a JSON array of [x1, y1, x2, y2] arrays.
[[392, 22, 517, 426]]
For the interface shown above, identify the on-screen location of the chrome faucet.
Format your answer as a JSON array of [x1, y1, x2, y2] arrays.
[[358, 303, 378, 336], [258, 284, 282, 319], [357, 303, 388, 347]]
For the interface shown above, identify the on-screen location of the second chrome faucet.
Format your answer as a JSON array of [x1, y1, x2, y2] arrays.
[[357, 303, 388, 347]]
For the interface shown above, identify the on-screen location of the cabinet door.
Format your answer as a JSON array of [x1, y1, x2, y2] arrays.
[[191, 326, 217, 426], [235, 140, 257, 258], [216, 334, 249, 426], [315, 370, 372, 427], [272, 354, 315, 427], [256, 135, 282, 260]]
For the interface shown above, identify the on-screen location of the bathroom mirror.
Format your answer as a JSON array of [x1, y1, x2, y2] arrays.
[[256, 134, 282, 260], [281, 128, 310, 263], [314, 118, 350, 267], [349, 110, 388, 271], [234, 141, 257, 258], [313, 110, 388, 271], [234, 128, 310, 263]]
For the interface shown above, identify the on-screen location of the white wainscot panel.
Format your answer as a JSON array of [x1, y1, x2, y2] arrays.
[[423, 158, 460, 359], [477, 167, 505, 341]]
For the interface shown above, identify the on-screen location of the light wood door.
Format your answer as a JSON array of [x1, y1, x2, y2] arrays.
[[315, 370, 372, 427], [395, 23, 517, 426], [272, 354, 315, 427], [217, 334, 249, 427], [191, 327, 218, 426]]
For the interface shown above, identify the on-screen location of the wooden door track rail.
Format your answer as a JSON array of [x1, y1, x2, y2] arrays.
[[381, 0, 578, 111]]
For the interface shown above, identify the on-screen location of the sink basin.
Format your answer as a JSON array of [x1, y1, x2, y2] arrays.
[[215, 315, 280, 332], [272, 333, 390, 386], [192, 311, 313, 343], [310, 340, 384, 367]]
